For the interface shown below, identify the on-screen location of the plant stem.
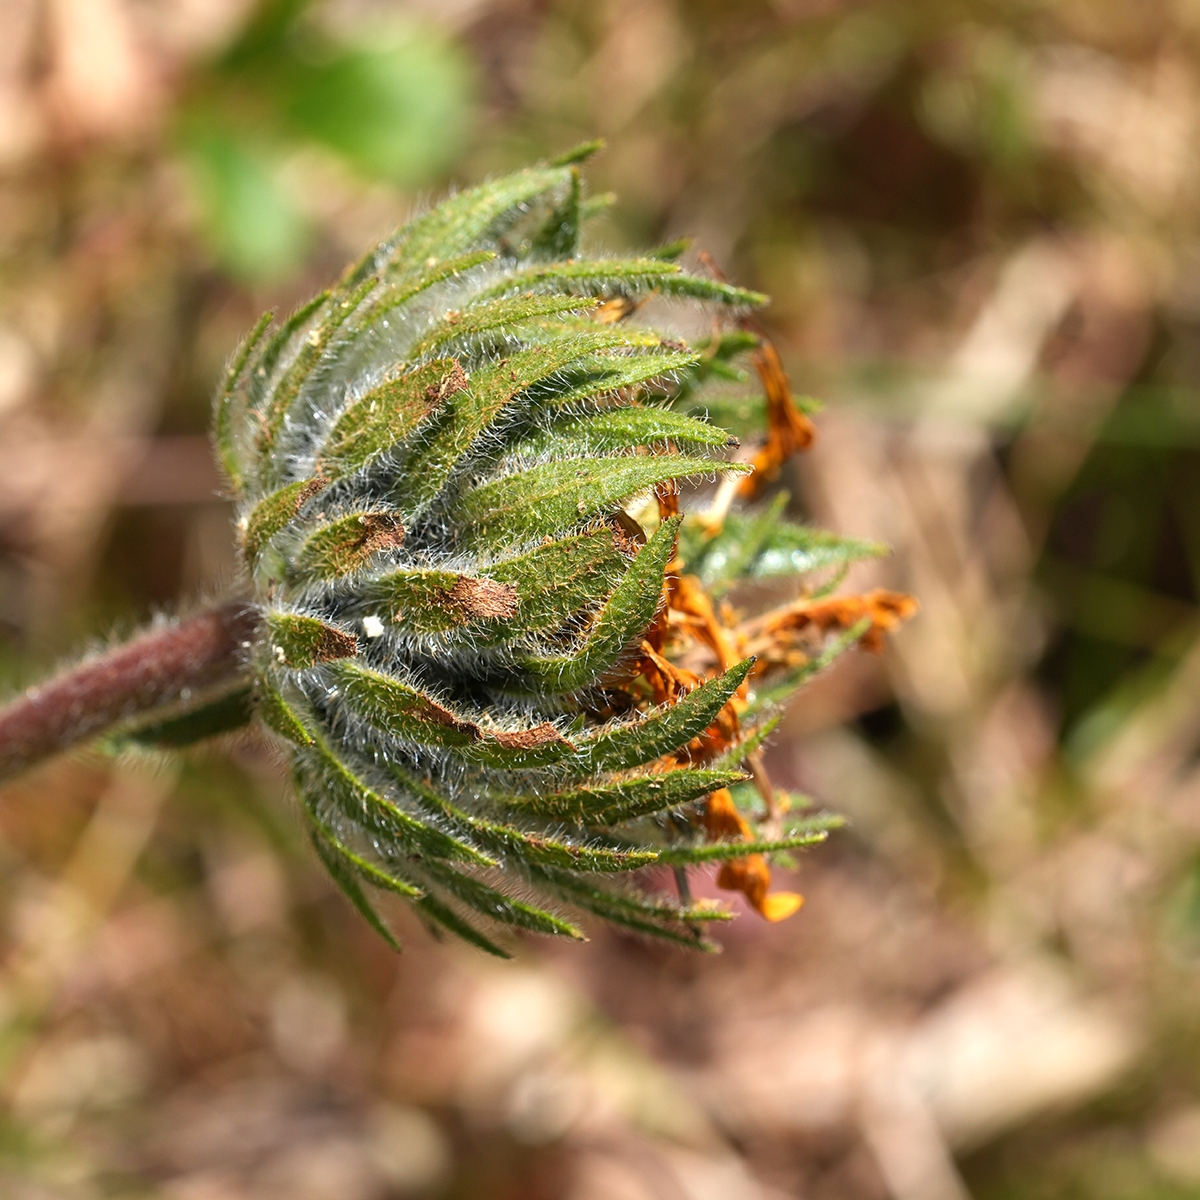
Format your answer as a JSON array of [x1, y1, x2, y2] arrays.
[[0, 601, 260, 782]]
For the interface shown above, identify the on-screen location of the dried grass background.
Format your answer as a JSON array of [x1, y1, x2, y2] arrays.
[[2, 1, 1200, 1197]]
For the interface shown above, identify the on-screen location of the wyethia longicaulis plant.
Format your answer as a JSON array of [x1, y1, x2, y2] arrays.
[[0, 146, 915, 955]]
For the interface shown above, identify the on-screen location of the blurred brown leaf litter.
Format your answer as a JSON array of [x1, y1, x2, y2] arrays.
[[4, 0, 1200, 1197]]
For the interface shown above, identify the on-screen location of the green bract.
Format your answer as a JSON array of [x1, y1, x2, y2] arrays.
[[215, 152, 833, 954]]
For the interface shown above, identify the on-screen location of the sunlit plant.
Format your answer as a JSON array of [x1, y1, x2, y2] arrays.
[[0, 147, 914, 954]]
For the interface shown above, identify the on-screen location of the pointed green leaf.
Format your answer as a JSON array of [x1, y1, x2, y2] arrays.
[[479, 259, 767, 308], [535, 348, 702, 411], [677, 492, 789, 590], [550, 140, 605, 167], [352, 705, 576, 773], [455, 455, 748, 551], [408, 293, 599, 361], [575, 658, 755, 775], [242, 477, 327, 563], [579, 192, 616, 221], [381, 760, 658, 871], [479, 529, 630, 642], [457, 818, 658, 873], [680, 393, 765, 438], [517, 405, 735, 460], [317, 358, 466, 479], [749, 523, 886, 582], [530, 166, 581, 259], [412, 890, 512, 958], [258, 276, 378, 467], [119, 685, 254, 749], [258, 684, 315, 746], [656, 273, 767, 308], [707, 714, 781, 773], [536, 865, 733, 924], [531, 867, 725, 948], [331, 660, 482, 750], [478, 257, 681, 299], [352, 249, 496, 335], [323, 251, 499, 391], [295, 731, 495, 865], [308, 816, 424, 899], [415, 861, 585, 940], [500, 766, 747, 825], [265, 612, 358, 669], [680, 497, 886, 593], [244, 291, 330, 419], [310, 827, 404, 952], [293, 510, 406, 581], [403, 332, 659, 505], [386, 166, 573, 278], [657, 821, 842, 864], [516, 516, 680, 693], [214, 309, 273, 496], [331, 672, 579, 770], [648, 237, 691, 262], [670, 330, 759, 411], [566, 904, 716, 948], [697, 330, 761, 358]]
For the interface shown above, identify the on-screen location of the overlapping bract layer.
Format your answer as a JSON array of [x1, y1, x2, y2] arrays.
[[216, 154, 845, 953]]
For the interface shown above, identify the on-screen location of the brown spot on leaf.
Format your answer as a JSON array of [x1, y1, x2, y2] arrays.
[[359, 514, 405, 555], [442, 576, 518, 621], [296, 477, 329, 510], [313, 624, 358, 662], [492, 723, 573, 750], [424, 358, 468, 405], [420, 698, 481, 739]]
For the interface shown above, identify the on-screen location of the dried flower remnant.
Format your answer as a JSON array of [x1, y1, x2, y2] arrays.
[[737, 338, 817, 500], [609, 402, 915, 918], [696, 250, 816, 502], [701, 788, 804, 921], [743, 590, 920, 662]]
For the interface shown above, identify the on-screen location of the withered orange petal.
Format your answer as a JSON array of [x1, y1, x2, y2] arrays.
[[704, 787, 753, 839], [758, 892, 804, 921], [717, 854, 771, 909]]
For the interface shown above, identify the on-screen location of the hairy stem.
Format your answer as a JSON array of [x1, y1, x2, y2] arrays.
[[0, 601, 260, 782]]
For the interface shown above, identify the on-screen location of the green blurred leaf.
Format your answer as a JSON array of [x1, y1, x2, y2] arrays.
[[183, 127, 309, 281], [184, 4, 473, 282], [281, 28, 473, 184]]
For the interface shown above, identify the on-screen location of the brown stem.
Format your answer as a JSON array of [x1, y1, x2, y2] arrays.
[[0, 601, 260, 782]]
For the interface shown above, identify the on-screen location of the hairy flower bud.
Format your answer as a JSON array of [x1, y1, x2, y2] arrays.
[[214, 151, 895, 954]]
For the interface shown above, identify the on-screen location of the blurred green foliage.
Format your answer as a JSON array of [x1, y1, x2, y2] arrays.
[[180, 0, 472, 280], [184, 124, 310, 279]]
